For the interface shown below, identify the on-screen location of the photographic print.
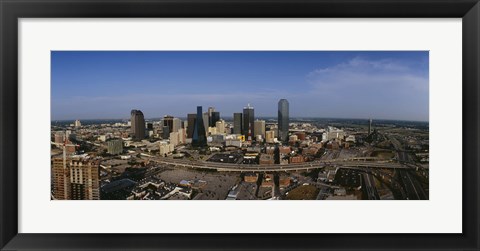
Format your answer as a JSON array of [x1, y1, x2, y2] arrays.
[[51, 51, 429, 200]]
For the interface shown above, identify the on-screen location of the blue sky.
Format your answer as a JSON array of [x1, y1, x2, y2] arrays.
[[51, 51, 429, 121]]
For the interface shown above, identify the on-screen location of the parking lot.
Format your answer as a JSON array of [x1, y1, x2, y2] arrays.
[[207, 153, 243, 164]]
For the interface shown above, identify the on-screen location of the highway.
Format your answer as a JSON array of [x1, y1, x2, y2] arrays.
[[362, 172, 380, 200], [397, 169, 428, 200], [140, 155, 413, 173], [387, 134, 428, 200]]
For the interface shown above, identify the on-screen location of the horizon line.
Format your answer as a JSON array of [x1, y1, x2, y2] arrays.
[[51, 116, 430, 123]]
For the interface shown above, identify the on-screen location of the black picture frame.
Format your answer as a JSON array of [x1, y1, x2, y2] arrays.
[[1, 0, 479, 250]]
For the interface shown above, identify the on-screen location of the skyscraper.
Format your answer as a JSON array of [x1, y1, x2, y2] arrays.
[[233, 113, 243, 135], [130, 110, 145, 141], [211, 111, 220, 127], [243, 104, 255, 141], [186, 113, 197, 139], [203, 112, 209, 135], [163, 115, 174, 135], [278, 99, 289, 142], [52, 158, 69, 200], [172, 118, 182, 133], [192, 106, 207, 147], [208, 107, 215, 127], [52, 158, 100, 200], [162, 126, 170, 139], [69, 159, 100, 200], [254, 120, 266, 139], [216, 119, 226, 134]]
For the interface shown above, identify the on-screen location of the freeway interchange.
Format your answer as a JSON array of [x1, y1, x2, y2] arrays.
[[138, 131, 428, 200], [140, 153, 428, 200]]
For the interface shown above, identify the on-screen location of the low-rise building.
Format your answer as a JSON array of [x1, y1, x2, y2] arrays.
[[295, 132, 306, 140], [345, 135, 356, 143], [107, 139, 123, 155], [279, 146, 292, 155], [289, 155, 305, 163], [225, 139, 242, 148], [244, 173, 258, 183], [54, 132, 65, 144], [259, 154, 274, 165], [211, 134, 226, 144], [326, 141, 340, 150], [261, 174, 274, 187], [265, 146, 275, 154], [289, 135, 298, 143]]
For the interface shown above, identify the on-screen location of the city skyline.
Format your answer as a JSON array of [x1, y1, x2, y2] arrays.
[[52, 51, 429, 121]]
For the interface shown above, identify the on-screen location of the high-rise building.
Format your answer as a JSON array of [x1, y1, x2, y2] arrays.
[[192, 106, 207, 147], [254, 120, 266, 139], [163, 115, 174, 135], [368, 119, 372, 135], [208, 107, 215, 126], [107, 139, 123, 155], [233, 113, 243, 135], [173, 118, 182, 133], [170, 131, 180, 146], [177, 128, 186, 144], [161, 115, 180, 139], [130, 110, 145, 141], [52, 158, 100, 200], [203, 112, 209, 136], [52, 158, 69, 199], [159, 141, 174, 156], [211, 111, 220, 127], [216, 119, 226, 134], [69, 159, 100, 200], [162, 126, 170, 139], [74, 119, 81, 128], [266, 130, 275, 143], [186, 114, 196, 139], [243, 104, 255, 141], [278, 99, 289, 142]]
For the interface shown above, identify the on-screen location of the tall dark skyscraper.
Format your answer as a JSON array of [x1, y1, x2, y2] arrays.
[[162, 126, 170, 139], [208, 107, 215, 127], [233, 112, 243, 135], [192, 106, 207, 147], [211, 111, 220, 127], [278, 99, 289, 142], [186, 113, 197, 139], [243, 104, 255, 141], [130, 109, 145, 141], [163, 115, 174, 134]]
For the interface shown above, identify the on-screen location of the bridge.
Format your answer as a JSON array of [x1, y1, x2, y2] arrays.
[[142, 156, 412, 173]]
